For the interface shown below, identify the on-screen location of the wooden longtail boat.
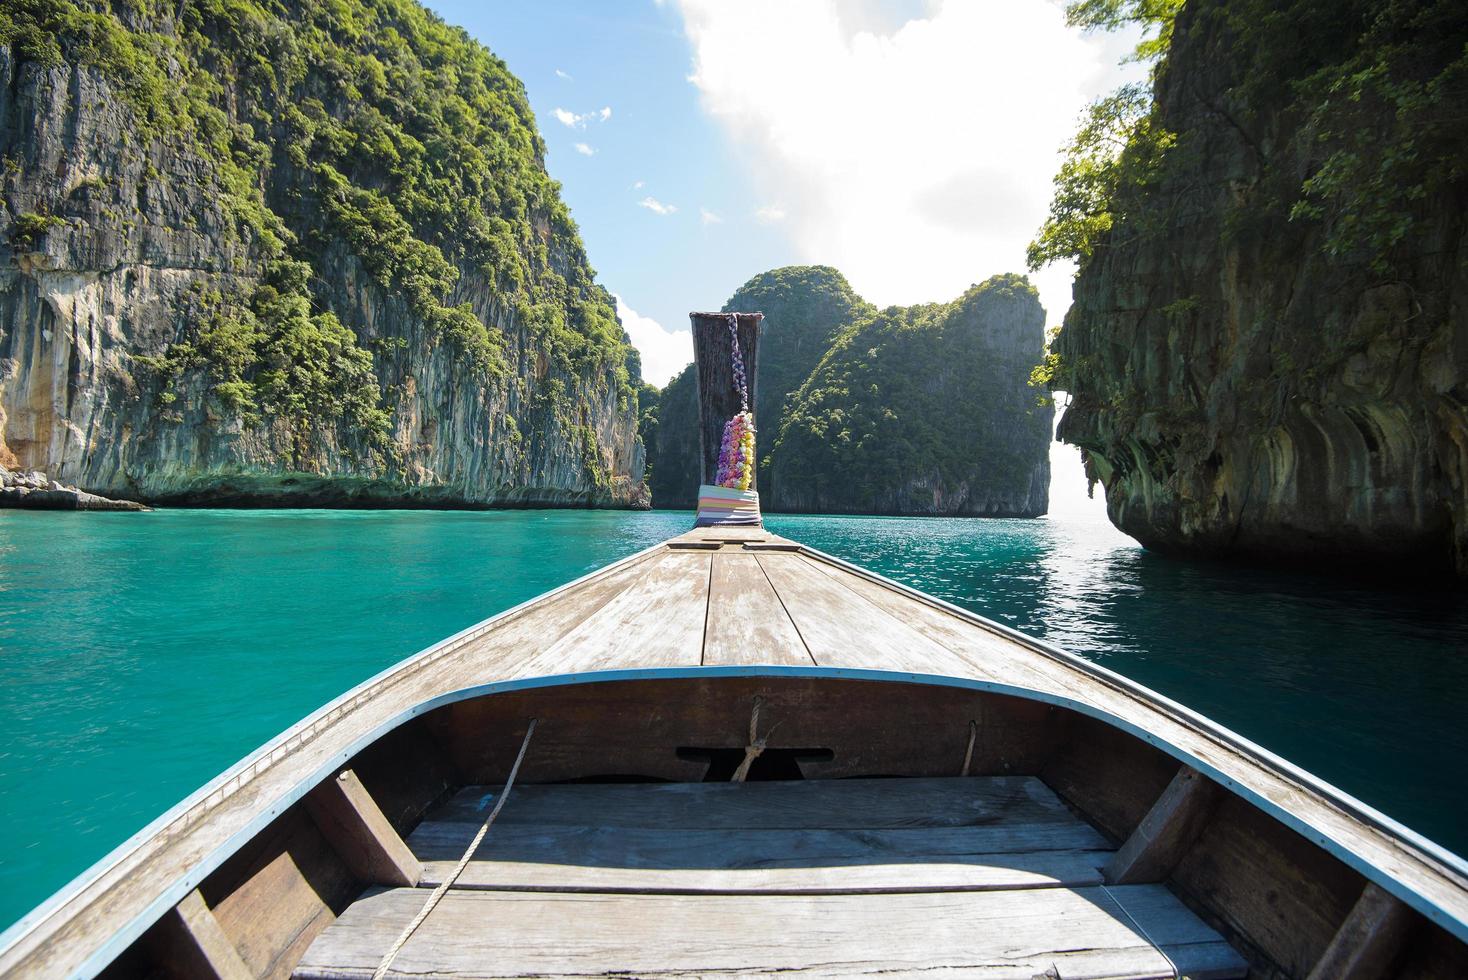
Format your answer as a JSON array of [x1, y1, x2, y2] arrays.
[[3, 316, 1466, 979]]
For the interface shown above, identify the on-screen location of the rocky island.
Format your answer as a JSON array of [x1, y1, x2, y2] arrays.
[[0, 0, 646, 509], [643, 267, 1052, 517], [1037, 0, 1468, 574]]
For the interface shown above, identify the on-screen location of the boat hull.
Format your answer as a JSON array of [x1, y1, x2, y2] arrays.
[[2, 529, 1464, 978]]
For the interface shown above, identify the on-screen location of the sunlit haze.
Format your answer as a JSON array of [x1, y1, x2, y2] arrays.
[[432, 0, 1146, 511]]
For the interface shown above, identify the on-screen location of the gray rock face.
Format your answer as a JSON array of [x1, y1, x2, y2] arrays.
[[0, 466, 148, 510], [0, 27, 645, 508], [1056, 0, 1468, 574]]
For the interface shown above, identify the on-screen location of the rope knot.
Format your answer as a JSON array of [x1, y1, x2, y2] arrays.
[[731, 696, 778, 782]]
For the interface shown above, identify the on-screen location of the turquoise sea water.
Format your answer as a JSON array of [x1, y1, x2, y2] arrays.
[[1, 507, 1466, 931]]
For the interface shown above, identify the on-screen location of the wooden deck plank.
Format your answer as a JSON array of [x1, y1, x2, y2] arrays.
[[795, 551, 1061, 690], [407, 821, 1113, 865], [427, 777, 1076, 830], [703, 551, 812, 666], [755, 553, 979, 676], [517, 550, 712, 675], [294, 885, 1249, 979], [417, 849, 1110, 894]]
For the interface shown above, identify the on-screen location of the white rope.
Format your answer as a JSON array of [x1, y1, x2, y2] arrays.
[[1099, 881, 1180, 980], [961, 719, 978, 777], [731, 696, 778, 782], [372, 719, 538, 980]]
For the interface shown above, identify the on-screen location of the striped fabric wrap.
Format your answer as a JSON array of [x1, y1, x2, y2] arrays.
[[694, 483, 762, 527]]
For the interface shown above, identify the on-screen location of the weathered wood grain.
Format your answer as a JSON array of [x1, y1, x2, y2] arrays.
[[703, 551, 812, 666], [294, 885, 1248, 979], [344, 723, 455, 834], [518, 550, 711, 675], [427, 676, 1057, 784], [305, 770, 421, 888], [1306, 882, 1416, 980], [428, 777, 1075, 830], [1042, 711, 1181, 843], [755, 553, 977, 676], [1171, 790, 1367, 978], [1105, 765, 1222, 884], [416, 850, 1110, 894], [201, 808, 358, 980]]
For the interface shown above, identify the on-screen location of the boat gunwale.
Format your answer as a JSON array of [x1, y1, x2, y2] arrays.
[[4, 534, 1467, 976]]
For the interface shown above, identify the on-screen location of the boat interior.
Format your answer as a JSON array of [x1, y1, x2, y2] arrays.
[[90, 672, 1465, 980]]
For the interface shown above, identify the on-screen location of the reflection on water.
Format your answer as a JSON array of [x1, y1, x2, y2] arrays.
[[0, 506, 1464, 933]]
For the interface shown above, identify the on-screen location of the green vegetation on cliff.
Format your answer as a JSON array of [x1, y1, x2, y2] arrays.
[[771, 274, 1051, 515], [640, 370, 698, 508], [725, 267, 873, 489], [1032, 0, 1468, 285], [1, 0, 636, 462]]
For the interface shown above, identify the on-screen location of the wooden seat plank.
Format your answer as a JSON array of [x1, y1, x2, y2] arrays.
[[407, 821, 1112, 865], [416, 849, 1109, 894], [294, 885, 1249, 979], [426, 776, 1077, 830], [702, 551, 812, 666]]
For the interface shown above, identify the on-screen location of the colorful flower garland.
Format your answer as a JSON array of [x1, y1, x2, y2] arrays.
[[714, 314, 756, 491]]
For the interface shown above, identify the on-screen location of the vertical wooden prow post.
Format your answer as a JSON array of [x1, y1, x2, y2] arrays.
[[691, 311, 763, 497]]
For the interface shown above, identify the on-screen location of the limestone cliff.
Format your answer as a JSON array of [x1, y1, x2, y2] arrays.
[[771, 274, 1051, 517], [1053, 0, 1467, 572], [0, 1, 645, 507]]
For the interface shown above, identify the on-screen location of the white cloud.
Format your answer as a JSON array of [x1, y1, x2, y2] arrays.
[[632, 180, 645, 190], [675, 0, 1143, 324], [754, 204, 786, 224], [616, 295, 692, 386], [555, 68, 573, 80], [639, 196, 678, 215], [574, 142, 596, 156], [551, 105, 614, 129], [700, 207, 723, 225]]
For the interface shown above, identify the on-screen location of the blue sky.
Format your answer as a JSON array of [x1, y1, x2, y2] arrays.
[[429, 1, 798, 386], [427, 1, 1143, 518]]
